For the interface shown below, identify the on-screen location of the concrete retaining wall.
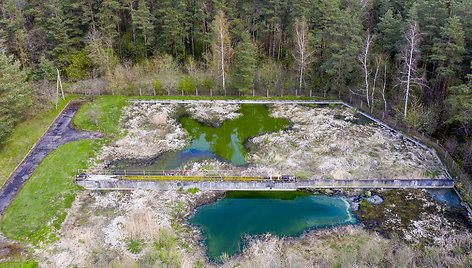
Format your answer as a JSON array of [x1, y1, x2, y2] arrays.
[[77, 177, 454, 191]]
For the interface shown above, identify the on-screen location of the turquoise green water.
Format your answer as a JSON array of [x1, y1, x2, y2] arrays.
[[110, 104, 289, 170], [179, 104, 290, 166], [188, 191, 356, 261]]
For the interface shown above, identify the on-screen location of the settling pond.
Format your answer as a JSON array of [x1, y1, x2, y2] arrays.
[[111, 104, 290, 169], [188, 191, 356, 261]]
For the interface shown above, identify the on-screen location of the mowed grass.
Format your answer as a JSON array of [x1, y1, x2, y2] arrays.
[[0, 96, 81, 185], [1, 140, 103, 244], [0, 261, 38, 268], [74, 95, 128, 136]]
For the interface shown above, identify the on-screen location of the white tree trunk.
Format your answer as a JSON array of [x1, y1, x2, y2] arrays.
[[382, 64, 387, 112], [372, 60, 379, 108], [220, 25, 226, 96], [404, 37, 415, 119]]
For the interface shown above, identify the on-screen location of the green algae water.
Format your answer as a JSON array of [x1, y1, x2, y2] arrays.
[[189, 191, 356, 261], [179, 104, 289, 166]]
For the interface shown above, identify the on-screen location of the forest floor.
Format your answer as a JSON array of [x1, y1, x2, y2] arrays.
[[95, 101, 449, 181]]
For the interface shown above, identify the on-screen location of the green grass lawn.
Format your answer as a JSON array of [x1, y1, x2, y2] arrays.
[[0, 96, 83, 185], [74, 95, 128, 136], [0, 261, 38, 268], [1, 139, 103, 245]]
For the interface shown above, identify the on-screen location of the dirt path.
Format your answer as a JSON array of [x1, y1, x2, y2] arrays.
[[0, 103, 103, 215]]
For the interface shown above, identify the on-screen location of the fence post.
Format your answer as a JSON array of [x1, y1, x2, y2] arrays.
[[124, 170, 127, 176], [360, 101, 363, 108], [382, 112, 385, 119], [210, 88, 212, 96], [436, 139, 439, 146], [394, 119, 397, 127], [408, 126, 410, 133], [452, 161, 455, 169], [370, 106, 373, 113], [350, 95, 352, 103], [421, 132, 424, 139], [310, 90, 312, 97]]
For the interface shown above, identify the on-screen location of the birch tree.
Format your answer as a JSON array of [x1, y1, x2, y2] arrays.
[[357, 31, 373, 107], [399, 21, 424, 120], [292, 17, 314, 96], [212, 10, 232, 96]]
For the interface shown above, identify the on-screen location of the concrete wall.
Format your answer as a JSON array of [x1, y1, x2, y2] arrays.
[[77, 177, 454, 191]]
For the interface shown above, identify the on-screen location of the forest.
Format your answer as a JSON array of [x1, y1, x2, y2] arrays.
[[0, 0, 471, 176]]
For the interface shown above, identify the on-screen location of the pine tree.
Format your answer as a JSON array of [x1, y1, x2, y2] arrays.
[[232, 30, 256, 95], [0, 53, 32, 143], [132, 0, 154, 59], [375, 9, 403, 58], [430, 16, 466, 98]]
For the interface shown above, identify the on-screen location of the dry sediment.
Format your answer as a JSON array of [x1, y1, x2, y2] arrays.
[[33, 189, 472, 267]]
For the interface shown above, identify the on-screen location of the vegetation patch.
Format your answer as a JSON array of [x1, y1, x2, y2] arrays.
[[187, 187, 200, 194], [0, 261, 38, 268], [1, 140, 103, 244], [0, 96, 78, 185]]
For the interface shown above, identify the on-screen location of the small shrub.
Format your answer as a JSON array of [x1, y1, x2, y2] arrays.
[[66, 49, 92, 80], [187, 188, 200, 194], [153, 80, 166, 95], [127, 238, 145, 254]]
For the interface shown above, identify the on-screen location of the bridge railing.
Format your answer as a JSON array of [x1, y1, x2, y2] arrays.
[[76, 169, 297, 181]]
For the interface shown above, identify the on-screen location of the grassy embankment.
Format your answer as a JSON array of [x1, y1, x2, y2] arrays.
[[0, 96, 78, 185], [1, 95, 125, 245]]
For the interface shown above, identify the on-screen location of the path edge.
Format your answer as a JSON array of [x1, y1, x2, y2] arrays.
[[0, 100, 85, 192]]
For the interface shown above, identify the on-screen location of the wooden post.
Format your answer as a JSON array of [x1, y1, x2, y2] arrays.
[[452, 161, 455, 169], [421, 132, 424, 139], [394, 119, 397, 127], [349, 95, 352, 103], [57, 68, 64, 100], [382, 112, 385, 119], [408, 126, 410, 133], [210, 88, 212, 96], [196, 88, 198, 96], [360, 101, 363, 108], [370, 106, 373, 113], [181, 89, 184, 96], [310, 90, 312, 97], [436, 139, 439, 146]]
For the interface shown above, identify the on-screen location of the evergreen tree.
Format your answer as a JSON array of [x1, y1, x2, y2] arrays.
[[132, 0, 154, 59], [232, 30, 256, 95], [0, 53, 32, 143], [375, 9, 403, 58], [430, 16, 466, 98]]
